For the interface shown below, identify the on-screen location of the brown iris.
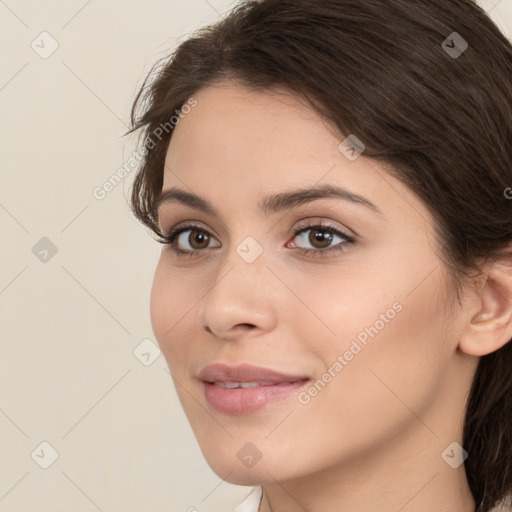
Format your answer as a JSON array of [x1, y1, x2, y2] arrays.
[[188, 229, 210, 250], [308, 228, 333, 249]]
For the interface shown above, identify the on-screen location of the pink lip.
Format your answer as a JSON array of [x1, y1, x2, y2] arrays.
[[198, 362, 309, 383], [198, 363, 310, 415]]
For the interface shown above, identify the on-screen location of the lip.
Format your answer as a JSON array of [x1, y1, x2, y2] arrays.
[[198, 362, 309, 384], [198, 363, 310, 415]]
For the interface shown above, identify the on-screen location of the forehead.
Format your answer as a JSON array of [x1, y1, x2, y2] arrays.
[[161, 80, 434, 234], [164, 80, 355, 186]]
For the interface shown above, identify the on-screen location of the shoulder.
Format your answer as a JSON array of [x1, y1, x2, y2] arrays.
[[232, 486, 263, 512]]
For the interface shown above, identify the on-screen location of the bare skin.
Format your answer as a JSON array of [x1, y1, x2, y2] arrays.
[[150, 79, 512, 512]]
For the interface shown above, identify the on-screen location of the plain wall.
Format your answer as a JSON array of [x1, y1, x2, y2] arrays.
[[1, 1, 511, 511]]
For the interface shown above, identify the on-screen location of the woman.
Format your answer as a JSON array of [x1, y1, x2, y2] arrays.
[[126, 1, 512, 510]]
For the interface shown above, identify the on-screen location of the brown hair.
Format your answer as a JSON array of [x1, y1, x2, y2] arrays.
[[126, 1, 512, 510]]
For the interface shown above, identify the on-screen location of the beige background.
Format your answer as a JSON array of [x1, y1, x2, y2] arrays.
[[1, 1, 511, 511]]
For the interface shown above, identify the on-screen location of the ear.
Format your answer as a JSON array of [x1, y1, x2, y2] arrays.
[[458, 249, 512, 357]]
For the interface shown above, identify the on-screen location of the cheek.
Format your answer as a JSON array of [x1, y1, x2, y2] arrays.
[[149, 258, 197, 373], [333, 286, 447, 430], [278, 261, 404, 362], [282, 304, 447, 469], [297, 237, 446, 365], [287, 255, 450, 424]]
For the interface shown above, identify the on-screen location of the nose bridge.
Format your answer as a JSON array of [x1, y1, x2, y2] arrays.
[[200, 233, 278, 335], [215, 219, 270, 278], [211, 232, 271, 304]]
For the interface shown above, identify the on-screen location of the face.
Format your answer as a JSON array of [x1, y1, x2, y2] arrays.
[[150, 79, 470, 485]]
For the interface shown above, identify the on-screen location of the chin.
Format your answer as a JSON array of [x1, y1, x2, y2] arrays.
[[198, 441, 266, 479], [203, 457, 265, 485], [202, 444, 304, 487]]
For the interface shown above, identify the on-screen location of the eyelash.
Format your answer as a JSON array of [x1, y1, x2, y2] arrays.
[[157, 220, 356, 259]]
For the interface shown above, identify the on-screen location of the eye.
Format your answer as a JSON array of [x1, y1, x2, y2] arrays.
[[158, 223, 220, 257], [287, 220, 355, 256], [157, 220, 356, 258]]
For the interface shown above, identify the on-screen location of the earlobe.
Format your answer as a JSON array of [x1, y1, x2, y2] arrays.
[[458, 251, 512, 357]]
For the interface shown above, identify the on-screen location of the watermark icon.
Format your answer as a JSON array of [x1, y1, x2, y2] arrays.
[[31, 31, 59, 59], [298, 301, 403, 405], [92, 97, 197, 200], [504, 187, 512, 200], [133, 338, 161, 366], [441, 441, 468, 468], [31, 441, 59, 469], [237, 442, 263, 468], [338, 134, 365, 161], [32, 237, 58, 263], [442, 32, 468, 59], [236, 236, 263, 263]]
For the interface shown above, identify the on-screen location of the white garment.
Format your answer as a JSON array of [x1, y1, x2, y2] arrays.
[[233, 486, 263, 512]]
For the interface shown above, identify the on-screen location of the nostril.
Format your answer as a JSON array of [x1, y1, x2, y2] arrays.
[[204, 323, 256, 337], [237, 323, 256, 329]]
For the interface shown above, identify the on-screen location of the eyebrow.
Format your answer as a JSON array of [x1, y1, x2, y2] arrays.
[[154, 183, 383, 218]]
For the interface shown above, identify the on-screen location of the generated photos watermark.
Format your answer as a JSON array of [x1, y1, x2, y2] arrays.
[[92, 97, 198, 201], [298, 301, 403, 405]]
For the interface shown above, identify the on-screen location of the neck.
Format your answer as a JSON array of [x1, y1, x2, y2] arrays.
[[258, 421, 476, 512]]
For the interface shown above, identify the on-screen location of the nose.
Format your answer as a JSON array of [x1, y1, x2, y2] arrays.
[[199, 247, 279, 340]]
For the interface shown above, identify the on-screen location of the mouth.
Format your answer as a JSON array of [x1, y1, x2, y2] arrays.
[[210, 380, 305, 388], [198, 363, 311, 415]]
